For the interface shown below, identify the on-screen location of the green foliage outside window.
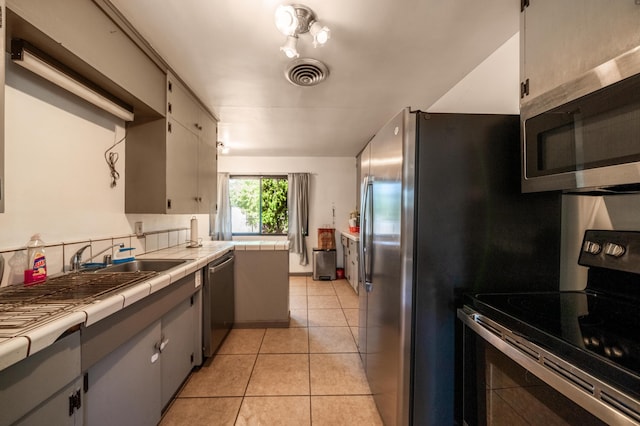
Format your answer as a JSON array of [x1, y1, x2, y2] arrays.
[[229, 177, 288, 234], [261, 178, 288, 233]]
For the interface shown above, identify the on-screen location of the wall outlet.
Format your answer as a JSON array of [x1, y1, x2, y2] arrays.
[[135, 221, 144, 236]]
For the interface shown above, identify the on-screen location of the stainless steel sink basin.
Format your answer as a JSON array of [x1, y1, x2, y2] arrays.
[[99, 259, 189, 273]]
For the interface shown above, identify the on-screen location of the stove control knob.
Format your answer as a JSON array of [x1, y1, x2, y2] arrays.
[[583, 241, 601, 255], [604, 242, 626, 257]]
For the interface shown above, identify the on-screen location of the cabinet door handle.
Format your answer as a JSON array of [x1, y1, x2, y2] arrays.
[[159, 338, 170, 352]]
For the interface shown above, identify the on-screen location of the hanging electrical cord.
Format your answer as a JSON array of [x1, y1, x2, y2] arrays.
[[104, 130, 127, 188]]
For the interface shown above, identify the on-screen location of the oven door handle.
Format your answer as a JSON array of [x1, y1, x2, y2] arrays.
[[457, 308, 640, 426]]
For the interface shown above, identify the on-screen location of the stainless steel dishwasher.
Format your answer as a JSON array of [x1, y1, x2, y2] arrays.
[[203, 252, 234, 357]]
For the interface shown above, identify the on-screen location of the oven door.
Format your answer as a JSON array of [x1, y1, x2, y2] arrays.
[[459, 308, 639, 425]]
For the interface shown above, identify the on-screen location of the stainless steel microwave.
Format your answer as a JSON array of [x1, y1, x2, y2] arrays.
[[521, 46, 640, 193]]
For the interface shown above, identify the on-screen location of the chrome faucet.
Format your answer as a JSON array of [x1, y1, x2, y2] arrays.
[[70, 243, 125, 272]]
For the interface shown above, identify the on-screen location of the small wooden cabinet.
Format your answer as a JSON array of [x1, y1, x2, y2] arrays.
[[341, 233, 359, 294], [126, 75, 217, 214]]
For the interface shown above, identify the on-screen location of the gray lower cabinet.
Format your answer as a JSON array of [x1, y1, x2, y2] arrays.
[[82, 272, 201, 424], [0, 273, 201, 425], [0, 332, 82, 425], [85, 321, 162, 426], [85, 295, 198, 425], [160, 295, 198, 408], [234, 250, 289, 327]]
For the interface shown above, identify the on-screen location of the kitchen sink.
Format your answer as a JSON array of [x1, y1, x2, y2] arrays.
[[98, 259, 189, 273]]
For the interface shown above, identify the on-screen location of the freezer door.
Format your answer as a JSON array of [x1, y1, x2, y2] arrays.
[[364, 109, 409, 426]]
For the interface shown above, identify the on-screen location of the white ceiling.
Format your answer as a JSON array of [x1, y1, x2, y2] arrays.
[[108, 0, 519, 157]]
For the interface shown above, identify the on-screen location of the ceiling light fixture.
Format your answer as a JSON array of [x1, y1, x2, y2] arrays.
[[10, 39, 134, 122], [274, 4, 330, 56]]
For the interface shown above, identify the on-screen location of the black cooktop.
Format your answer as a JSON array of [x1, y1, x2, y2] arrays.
[[467, 289, 640, 401]]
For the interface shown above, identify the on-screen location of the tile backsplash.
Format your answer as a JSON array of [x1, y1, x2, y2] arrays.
[[0, 228, 189, 287]]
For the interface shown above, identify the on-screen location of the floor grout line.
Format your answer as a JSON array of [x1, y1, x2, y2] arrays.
[[161, 277, 378, 425]]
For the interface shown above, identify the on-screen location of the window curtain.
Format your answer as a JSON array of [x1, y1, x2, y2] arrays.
[[288, 173, 309, 266], [214, 173, 232, 240]]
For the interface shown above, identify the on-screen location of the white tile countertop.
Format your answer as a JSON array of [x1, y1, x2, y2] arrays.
[[232, 240, 290, 251], [0, 240, 248, 372], [341, 230, 360, 242]]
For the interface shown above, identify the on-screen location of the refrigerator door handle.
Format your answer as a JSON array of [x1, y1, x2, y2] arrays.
[[359, 176, 368, 289], [361, 177, 374, 292]]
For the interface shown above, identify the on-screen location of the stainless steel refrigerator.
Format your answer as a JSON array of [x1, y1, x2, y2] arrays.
[[358, 109, 562, 425]]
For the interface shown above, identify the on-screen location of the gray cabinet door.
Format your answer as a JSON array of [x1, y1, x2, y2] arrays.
[[160, 296, 196, 408], [197, 139, 217, 214], [166, 119, 199, 214], [85, 321, 161, 426], [0, 332, 81, 425], [521, 0, 640, 102], [16, 378, 83, 426]]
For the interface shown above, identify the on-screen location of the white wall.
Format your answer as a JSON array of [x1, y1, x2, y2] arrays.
[[429, 32, 519, 114], [218, 156, 357, 274], [0, 57, 208, 251]]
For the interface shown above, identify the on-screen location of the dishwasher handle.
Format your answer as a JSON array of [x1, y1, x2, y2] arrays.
[[208, 256, 234, 274]]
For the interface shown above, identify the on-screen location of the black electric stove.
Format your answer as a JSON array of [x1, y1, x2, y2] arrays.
[[465, 230, 640, 403]]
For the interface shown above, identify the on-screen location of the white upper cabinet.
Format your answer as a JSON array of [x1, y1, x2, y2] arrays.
[[520, 0, 640, 103]]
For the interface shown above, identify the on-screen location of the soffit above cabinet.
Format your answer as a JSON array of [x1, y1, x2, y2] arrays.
[[5, 1, 166, 122]]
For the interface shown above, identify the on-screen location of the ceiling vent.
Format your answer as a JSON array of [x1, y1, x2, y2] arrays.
[[285, 58, 329, 87]]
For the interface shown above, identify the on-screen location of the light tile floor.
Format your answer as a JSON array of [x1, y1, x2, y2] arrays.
[[160, 276, 383, 426]]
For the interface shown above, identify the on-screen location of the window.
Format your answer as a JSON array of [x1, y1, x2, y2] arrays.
[[229, 176, 288, 235]]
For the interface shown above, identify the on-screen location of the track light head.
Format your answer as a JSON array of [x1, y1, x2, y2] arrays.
[[280, 35, 300, 58]]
